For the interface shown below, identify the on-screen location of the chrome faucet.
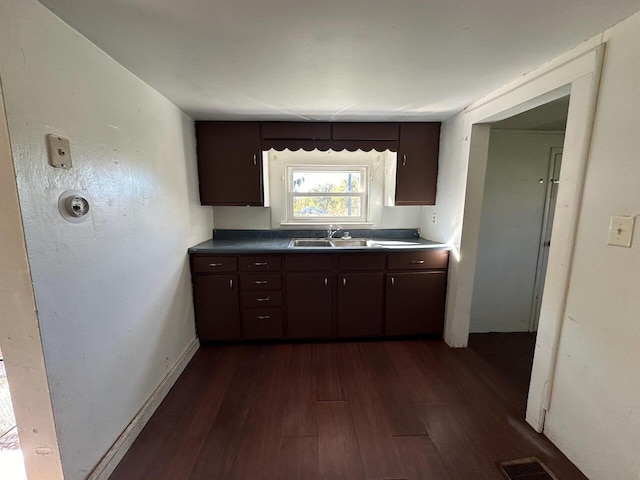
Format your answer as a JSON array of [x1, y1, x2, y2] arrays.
[[327, 224, 342, 239]]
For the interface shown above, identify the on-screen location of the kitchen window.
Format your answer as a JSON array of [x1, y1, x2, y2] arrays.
[[286, 165, 369, 223]]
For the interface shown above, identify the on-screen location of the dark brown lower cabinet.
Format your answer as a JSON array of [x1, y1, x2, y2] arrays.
[[286, 273, 332, 338], [385, 271, 447, 336], [192, 274, 240, 341], [337, 273, 384, 337]]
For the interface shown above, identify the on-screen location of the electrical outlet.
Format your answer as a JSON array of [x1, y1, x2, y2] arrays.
[[607, 215, 635, 247], [432, 213, 437, 225]]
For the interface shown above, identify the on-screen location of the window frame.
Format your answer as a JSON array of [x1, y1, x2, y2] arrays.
[[285, 164, 370, 224]]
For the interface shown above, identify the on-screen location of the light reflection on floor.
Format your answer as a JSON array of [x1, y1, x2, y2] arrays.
[[0, 427, 27, 480]]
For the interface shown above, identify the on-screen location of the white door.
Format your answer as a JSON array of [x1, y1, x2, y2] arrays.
[[529, 147, 563, 331]]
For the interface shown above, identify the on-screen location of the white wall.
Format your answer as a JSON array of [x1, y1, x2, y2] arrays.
[[428, 11, 640, 480], [470, 131, 564, 333], [214, 149, 422, 230], [0, 1, 213, 478], [542, 14, 640, 480]]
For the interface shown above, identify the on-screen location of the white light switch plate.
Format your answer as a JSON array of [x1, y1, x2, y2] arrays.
[[46, 134, 72, 168], [607, 215, 635, 247]]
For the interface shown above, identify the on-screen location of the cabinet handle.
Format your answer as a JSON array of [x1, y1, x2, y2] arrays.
[[324, 277, 328, 287], [254, 262, 268, 266], [391, 277, 395, 287], [410, 260, 425, 265], [342, 277, 347, 287], [257, 315, 270, 320], [403, 154, 407, 166], [253, 153, 257, 166], [256, 297, 270, 302], [254, 280, 268, 285], [209, 263, 223, 267], [229, 279, 233, 290]]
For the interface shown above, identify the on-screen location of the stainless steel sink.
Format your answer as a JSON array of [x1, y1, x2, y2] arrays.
[[288, 238, 376, 248], [330, 238, 375, 247], [288, 238, 333, 247]]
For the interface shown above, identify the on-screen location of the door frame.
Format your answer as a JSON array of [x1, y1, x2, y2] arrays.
[[0, 82, 64, 477], [442, 43, 605, 432]]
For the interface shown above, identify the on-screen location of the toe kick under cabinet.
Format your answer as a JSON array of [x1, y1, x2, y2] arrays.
[[190, 250, 448, 342]]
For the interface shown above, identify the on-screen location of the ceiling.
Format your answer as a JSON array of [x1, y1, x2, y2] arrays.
[[38, 0, 640, 121]]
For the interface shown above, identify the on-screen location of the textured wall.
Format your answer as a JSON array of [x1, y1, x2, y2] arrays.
[[0, 0, 212, 478]]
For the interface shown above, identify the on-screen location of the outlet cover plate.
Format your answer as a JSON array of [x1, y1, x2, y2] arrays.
[[47, 134, 72, 169], [607, 215, 635, 247]]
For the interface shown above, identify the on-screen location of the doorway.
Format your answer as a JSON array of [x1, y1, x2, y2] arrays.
[[468, 97, 569, 406]]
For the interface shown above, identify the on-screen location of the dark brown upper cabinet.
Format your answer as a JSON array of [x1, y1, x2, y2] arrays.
[[196, 121, 264, 206], [331, 122, 399, 141], [395, 123, 440, 205]]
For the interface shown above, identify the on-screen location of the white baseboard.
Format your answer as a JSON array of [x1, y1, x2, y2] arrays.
[[87, 337, 200, 480]]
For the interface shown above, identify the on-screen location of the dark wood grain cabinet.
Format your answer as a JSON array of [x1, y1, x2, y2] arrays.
[[385, 250, 448, 336], [337, 273, 384, 338], [196, 121, 264, 206], [191, 249, 448, 342], [396, 123, 441, 205], [192, 274, 240, 341]]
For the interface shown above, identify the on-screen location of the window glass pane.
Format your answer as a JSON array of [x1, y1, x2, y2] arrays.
[[292, 171, 363, 193], [293, 196, 361, 218]]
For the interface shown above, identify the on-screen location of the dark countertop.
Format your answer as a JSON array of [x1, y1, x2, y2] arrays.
[[189, 230, 450, 254]]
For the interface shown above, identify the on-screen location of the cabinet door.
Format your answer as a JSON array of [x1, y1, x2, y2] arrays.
[[386, 271, 446, 335], [196, 122, 263, 206], [192, 275, 240, 341], [396, 123, 440, 205], [338, 273, 384, 338], [286, 274, 332, 338]]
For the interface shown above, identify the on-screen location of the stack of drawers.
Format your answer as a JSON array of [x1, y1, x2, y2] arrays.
[[239, 256, 283, 339]]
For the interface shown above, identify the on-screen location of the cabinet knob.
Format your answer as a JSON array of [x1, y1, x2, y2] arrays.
[[391, 277, 395, 287], [409, 260, 425, 265], [209, 263, 222, 267], [254, 262, 268, 266], [229, 279, 233, 290], [256, 297, 271, 302], [324, 277, 328, 287], [254, 280, 268, 285], [342, 277, 347, 287], [403, 154, 407, 166], [253, 153, 257, 166], [257, 315, 270, 320]]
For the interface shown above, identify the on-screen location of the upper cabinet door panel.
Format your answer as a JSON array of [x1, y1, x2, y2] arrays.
[[261, 122, 331, 140], [332, 122, 399, 141], [196, 121, 263, 206], [396, 123, 440, 205]]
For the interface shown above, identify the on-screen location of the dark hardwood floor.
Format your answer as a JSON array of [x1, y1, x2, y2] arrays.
[[110, 339, 586, 480]]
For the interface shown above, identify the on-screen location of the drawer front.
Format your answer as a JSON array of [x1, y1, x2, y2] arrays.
[[285, 254, 333, 272], [192, 256, 237, 273], [387, 250, 449, 270], [338, 254, 386, 271], [240, 256, 282, 272], [240, 273, 282, 290], [242, 309, 283, 339], [241, 291, 283, 308]]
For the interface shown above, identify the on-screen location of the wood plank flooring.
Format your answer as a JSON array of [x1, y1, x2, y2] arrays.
[[110, 339, 586, 480]]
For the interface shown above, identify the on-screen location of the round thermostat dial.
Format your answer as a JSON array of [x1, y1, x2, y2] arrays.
[[58, 190, 91, 223]]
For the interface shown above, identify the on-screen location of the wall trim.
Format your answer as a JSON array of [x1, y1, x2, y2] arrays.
[[87, 337, 200, 480]]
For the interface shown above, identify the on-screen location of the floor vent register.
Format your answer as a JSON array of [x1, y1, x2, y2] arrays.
[[498, 457, 559, 480]]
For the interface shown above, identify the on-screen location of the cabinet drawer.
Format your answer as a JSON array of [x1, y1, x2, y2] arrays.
[[240, 273, 282, 290], [192, 256, 237, 273], [338, 254, 386, 271], [240, 256, 282, 272], [285, 254, 332, 272], [387, 250, 449, 270], [242, 309, 283, 339], [241, 291, 283, 308]]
